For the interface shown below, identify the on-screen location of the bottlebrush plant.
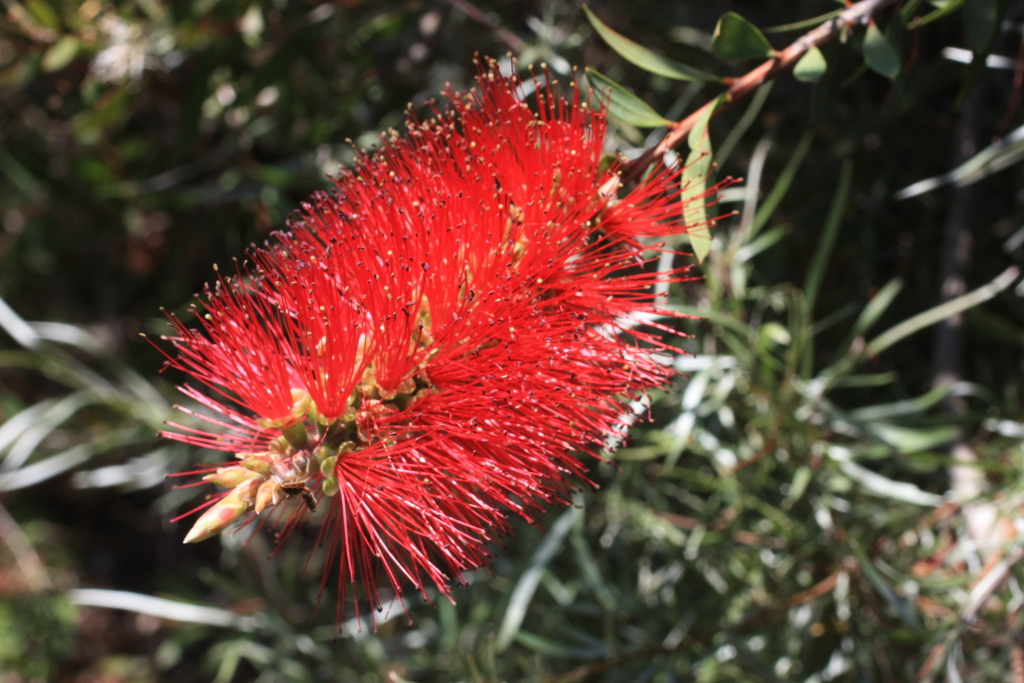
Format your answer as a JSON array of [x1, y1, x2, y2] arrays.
[[152, 57, 719, 621]]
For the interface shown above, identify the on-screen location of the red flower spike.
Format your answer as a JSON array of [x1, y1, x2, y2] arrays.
[[157, 57, 728, 628]]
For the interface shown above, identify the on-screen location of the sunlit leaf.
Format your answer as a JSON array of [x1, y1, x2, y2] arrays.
[[712, 12, 775, 61], [682, 94, 726, 263], [41, 36, 78, 72], [895, 123, 1024, 199], [24, 0, 59, 29], [793, 45, 827, 82], [583, 6, 718, 82], [850, 278, 904, 338], [866, 266, 1020, 355], [584, 68, 671, 128], [868, 423, 959, 454]]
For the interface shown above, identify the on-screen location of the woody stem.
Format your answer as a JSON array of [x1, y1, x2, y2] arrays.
[[619, 0, 900, 185]]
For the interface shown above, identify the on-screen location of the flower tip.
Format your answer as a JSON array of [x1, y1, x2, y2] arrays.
[[183, 524, 214, 544]]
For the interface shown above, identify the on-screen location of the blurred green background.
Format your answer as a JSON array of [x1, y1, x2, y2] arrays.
[[2, 0, 1024, 681]]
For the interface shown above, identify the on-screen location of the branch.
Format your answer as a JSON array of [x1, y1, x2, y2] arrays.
[[446, 0, 526, 53], [621, 0, 900, 184]]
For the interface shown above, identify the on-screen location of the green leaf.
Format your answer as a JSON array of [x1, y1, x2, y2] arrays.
[[495, 506, 578, 652], [24, 0, 59, 29], [42, 36, 79, 73], [847, 383, 952, 423], [712, 12, 775, 61], [583, 6, 718, 82], [895, 123, 1024, 199], [866, 266, 1020, 356], [849, 278, 904, 339], [752, 132, 813, 238], [803, 160, 852, 317], [793, 45, 827, 82], [868, 423, 959, 454], [863, 21, 901, 79], [964, 0, 998, 51], [907, 0, 964, 29], [584, 69, 671, 128], [765, 9, 843, 34], [682, 94, 727, 264]]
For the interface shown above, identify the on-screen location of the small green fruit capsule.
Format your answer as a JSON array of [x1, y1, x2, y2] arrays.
[[322, 476, 339, 497], [319, 455, 339, 478]]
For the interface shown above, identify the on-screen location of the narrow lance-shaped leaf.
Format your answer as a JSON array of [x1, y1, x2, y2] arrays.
[[803, 160, 852, 317], [895, 123, 1024, 199], [683, 94, 727, 264], [583, 6, 719, 82], [585, 69, 672, 128], [907, 0, 964, 30], [42, 36, 79, 73], [865, 266, 1021, 356], [712, 12, 775, 61]]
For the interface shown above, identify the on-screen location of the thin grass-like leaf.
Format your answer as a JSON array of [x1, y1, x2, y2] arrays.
[[907, 0, 964, 30], [895, 123, 1024, 199], [495, 505, 579, 652], [867, 423, 959, 454], [0, 444, 96, 492], [866, 266, 1020, 356], [752, 132, 813, 237], [69, 588, 261, 630], [846, 384, 951, 423], [1, 391, 95, 472], [803, 160, 852, 318], [0, 398, 58, 455], [764, 9, 843, 33], [716, 82, 773, 167], [0, 296, 43, 350], [850, 279, 904, 339]]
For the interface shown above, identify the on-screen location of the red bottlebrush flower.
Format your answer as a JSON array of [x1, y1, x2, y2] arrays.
[[155, 58, 720, 625]]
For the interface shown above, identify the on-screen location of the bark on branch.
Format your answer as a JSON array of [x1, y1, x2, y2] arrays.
[[621, 0, 900, 184]]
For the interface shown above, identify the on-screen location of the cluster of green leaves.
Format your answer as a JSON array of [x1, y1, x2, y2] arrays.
[[1, 1, 1024, 682]]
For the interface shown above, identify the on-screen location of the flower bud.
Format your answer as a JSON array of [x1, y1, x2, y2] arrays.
[[239, 456, 273, 475], [203, 466, 260, 489], [183, 478, 260, 544], [254, 479, 278, 514]]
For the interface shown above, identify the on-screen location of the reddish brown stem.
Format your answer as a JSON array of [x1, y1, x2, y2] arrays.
[[621, 0, 900, 184]]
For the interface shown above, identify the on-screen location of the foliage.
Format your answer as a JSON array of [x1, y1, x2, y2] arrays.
[[1, 1, 1024, 681]]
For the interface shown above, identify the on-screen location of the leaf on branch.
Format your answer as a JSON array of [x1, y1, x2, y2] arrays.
[[863, 21, 901, 79], [793, 45, 827, 82], [711, 12, 775, 61], [584, 68, 672, 128], [583, 6, 718, 82], [683, 94, 727, 264]]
